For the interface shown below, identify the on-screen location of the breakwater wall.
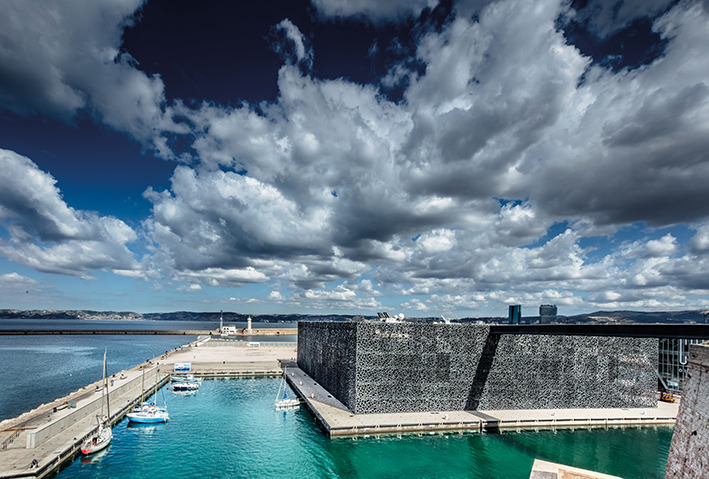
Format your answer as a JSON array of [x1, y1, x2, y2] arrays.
[[0, 328, 297, 336], [25, 365, 165, 449], [297, 322, 657, 415]]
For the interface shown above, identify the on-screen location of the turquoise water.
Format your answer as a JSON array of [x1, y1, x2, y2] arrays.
[[0, 334, 199, 421], [60, 379, 673, 479], [0, 327, 292, 421]]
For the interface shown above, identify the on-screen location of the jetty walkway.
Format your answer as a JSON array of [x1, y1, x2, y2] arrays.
[[283, 365, 679, 437]]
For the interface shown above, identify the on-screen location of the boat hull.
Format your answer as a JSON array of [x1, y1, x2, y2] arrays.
[[275, 399, 300, 409], [81, 427, 112, 455], [172, 383, 199, 391], [127, 413, 169, 424]]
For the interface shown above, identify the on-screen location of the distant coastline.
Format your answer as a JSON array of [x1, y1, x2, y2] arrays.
[[0, 309, 366, 322], [0, 309, 705, 324]]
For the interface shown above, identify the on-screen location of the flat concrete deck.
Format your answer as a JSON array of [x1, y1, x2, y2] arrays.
[[165, 343, 297, 376], [283, 365, 679, 437], [529, 459, 623, 479]]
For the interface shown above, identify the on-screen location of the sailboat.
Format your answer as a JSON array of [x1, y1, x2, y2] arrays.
[[274, 368, 299, 410], [81, 350, 113, 455], [127, 369, 169, 424]]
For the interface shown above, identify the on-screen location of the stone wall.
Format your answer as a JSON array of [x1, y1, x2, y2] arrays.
[[298, 322, 657, 414], [665, 343, 709, 478]]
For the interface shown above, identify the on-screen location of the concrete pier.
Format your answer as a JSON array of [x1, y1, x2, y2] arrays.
[[529, 459, 623, 479], [283, 363, 678, 437]]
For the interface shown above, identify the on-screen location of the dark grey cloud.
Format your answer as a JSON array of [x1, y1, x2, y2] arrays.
[[2, 0, 709, 314]]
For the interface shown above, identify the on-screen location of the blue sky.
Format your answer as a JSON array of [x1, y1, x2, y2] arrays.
[[2, 0, 709, 317]]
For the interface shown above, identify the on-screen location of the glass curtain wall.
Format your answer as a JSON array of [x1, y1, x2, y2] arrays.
[[658, 338, 708, 394]]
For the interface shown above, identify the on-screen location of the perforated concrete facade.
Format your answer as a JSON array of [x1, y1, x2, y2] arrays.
[[297, 322, 657, 414]]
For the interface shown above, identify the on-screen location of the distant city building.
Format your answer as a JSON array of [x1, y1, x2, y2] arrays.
[[508, 305, 521, 324], [221, 325, 238, 336], [540, 304, 557, 324]]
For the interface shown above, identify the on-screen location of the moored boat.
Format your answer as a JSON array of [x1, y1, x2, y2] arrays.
[[126, 402, 169, 423], [127, 369, 169, 424], [81, 422, 112, 455], [170, 374, 201, 382], [82, 350, 113, 455], [274, 368, 299, 410], [172, 382, 199, 392]]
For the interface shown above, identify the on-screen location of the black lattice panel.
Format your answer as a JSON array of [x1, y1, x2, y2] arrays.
[[297, 322, 657, 414]]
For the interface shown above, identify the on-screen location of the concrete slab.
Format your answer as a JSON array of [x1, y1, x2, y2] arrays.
[[284, 366, 679, 437], [529, 459, 623, 479]]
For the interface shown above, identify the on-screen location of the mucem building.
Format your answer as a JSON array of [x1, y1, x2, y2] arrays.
[[297, 321, 657, 415]]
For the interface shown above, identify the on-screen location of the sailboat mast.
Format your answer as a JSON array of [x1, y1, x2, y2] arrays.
[[140, 367, 145, 405], [100, 349, 106, 418], [103, 349, 110, 421]]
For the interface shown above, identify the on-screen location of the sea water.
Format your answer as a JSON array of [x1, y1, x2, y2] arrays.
[[0, 319, 295, 421], [60, 379, 673, 479], [1, 323, 673, 478]]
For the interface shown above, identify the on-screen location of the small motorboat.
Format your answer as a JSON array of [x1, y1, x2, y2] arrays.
[[170, 374, 201, 382], [172, 382, 200, 392]]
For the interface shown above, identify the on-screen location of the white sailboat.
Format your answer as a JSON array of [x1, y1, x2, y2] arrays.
[[127, 369, 169, 424], [81, 350, 113, 455], [274, 368, 299, 410]]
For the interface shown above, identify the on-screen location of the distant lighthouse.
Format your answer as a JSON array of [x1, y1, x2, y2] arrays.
[[247, 316, 252, 332]]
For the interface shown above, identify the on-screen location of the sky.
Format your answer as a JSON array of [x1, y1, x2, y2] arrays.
[[1, 0, 709, 318]]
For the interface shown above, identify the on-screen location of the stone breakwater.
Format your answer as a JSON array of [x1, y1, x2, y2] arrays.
[[297, 322, 657, 415], [0, 328, 297, 336]]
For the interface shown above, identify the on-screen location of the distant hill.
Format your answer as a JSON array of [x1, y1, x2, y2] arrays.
[[0, 309, 371, 322], [0, 309, 705, 324], [564, 310, 706, 324]]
